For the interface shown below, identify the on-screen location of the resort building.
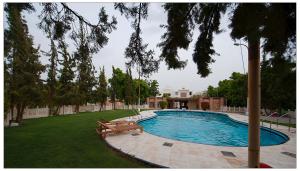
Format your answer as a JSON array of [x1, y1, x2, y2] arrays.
[[147, 88, 225, 111]]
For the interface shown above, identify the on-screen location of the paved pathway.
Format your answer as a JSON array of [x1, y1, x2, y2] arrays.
[[105, 110, 296, 168]]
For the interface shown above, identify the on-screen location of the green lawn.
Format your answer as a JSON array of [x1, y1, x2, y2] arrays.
[[4, 110, 149, 168]]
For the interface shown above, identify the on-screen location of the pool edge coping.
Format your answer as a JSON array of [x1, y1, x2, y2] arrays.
[[104, 109, 296, 168]]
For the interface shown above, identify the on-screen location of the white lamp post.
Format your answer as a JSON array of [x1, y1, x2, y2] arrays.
[[234, 42, 248, 115]]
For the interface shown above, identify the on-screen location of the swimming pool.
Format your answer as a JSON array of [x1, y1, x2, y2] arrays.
[[138, 110, 289, 147]]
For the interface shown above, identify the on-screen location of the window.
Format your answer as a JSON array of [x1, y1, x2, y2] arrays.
[[180, 92, 187, 97], [175, 92, 178, 95], [189, 91, 192, 95], [149, 102, 155, 108]]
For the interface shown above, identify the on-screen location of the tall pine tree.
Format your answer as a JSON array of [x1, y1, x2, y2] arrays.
[[38, 3, 60, 115], [97, 67, 108, 111], [56, 38, 76, 112], [4, 3, 45, 123], [72, 21, 97, 111], [124, 68, 136, 106]]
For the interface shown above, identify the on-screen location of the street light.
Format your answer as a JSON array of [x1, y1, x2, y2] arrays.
[[234, 42, 247, 75], [234, 42, 249, 116], [234, 42, 248, 48]]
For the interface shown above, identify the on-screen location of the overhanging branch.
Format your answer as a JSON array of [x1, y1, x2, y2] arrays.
[[60, 3, 98, 28]]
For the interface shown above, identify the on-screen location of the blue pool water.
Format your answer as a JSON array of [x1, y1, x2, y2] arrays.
[[138, 111, 288, 147]]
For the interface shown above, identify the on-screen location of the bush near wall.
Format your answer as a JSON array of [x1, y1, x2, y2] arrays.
[[159, 101, 168, 109], [201, 102, 210, 111]]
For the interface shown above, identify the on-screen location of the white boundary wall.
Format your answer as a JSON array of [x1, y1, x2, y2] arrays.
[[220, 106, 247, 114], [4, 103, 149, 126]]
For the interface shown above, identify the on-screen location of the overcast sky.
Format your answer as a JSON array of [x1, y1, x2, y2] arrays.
[[8, 3, 249, 93]]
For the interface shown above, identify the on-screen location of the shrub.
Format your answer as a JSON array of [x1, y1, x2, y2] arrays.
[[201, 102, 210, 110], [159, 101, 168, 109]]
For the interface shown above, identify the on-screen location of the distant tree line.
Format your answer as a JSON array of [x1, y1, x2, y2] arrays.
[[4, 3, 159, 123], [4, 2, 295, 125], [206, 55, 296, 113], [109, 66, 159, 109], [206, 72, 247, 107]]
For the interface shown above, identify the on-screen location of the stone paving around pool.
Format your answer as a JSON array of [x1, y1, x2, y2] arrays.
[[105, 110, 296, 168]]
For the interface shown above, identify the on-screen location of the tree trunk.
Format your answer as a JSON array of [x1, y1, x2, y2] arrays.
[[53, 106, 60, 116], [248, 39, 261, 168], [20, 104, 25, 121], [75, 104, 79, 113], [49, 106, 52, 116], [10, 104, 14, 123], [16, 103, 25, 123], [16, 104, 21, 123], [99, 103, 102, 112]]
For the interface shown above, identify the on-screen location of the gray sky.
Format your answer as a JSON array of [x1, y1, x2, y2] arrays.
[[18, 3, 248, 92]]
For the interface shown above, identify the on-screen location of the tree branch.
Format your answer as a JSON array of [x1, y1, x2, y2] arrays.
[[183, 3, 196, 22], [60, 3, 98, 28]]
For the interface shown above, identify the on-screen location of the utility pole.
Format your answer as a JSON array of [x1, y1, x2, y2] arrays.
[[235, 40, 261, 167], [247, 39, 261, 168]]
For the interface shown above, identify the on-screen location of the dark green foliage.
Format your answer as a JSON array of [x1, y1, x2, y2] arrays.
[[230, 3, 296, 57], [162, 93, 171, 98], [46, 38, 58, 114], [207, 85, 218, 97], [115, 3, 159, 77], [97, 67, 108, 110], [40, 3, 117, 51], [160, 3, 296, 77], [108, 67, 157, 106], [4, 110, 148, 168], [133, 79, 150, 104], [108, 67, 127, 109], [148, 80, 159, 97], [193, 4, 227, 77], [207, 72, 247, 106], [159, 101, 168, 109], [109, 66, 126, 103], [73, 22, 97, 105], [229, 3, 266, 42], [159, 3, 227, 76], [56, 38, 76, 107], [4, 29, 12, 114], [125, 32, 159, 77], [207, 58, 296, 111], [38, 12, 59, 115], [39, 3, 71, 40], [4, 3, 45, 122], [261, 55, 296, 112], [158, 3, 195, 69], [262, 3, 296, 56], [38, 3, 117, 112], [124, 68, 136, 105], [4, 62, 10, 114]]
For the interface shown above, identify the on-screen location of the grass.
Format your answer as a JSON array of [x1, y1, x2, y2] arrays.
[[4, 110, 150, 168], [260, 119, 296, 128]]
